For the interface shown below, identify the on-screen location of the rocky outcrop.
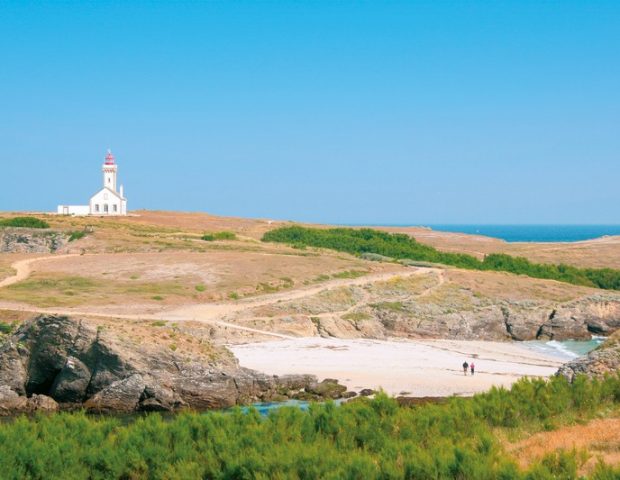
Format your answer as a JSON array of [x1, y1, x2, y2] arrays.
[[0, 228, 67, 253], [0, 315, 345, 415], [275, 288, 620, 342], [557, 332, 620, 382]]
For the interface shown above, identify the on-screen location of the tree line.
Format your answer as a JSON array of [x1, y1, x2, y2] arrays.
[[262, 226, 620, 290]]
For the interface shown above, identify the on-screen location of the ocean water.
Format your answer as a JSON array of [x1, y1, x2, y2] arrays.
[[524, 337, 605, 360], [425, 225, 620, 243]]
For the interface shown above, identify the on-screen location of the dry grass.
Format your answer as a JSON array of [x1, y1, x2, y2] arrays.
[[0, 250, 396, 310], [5, 210, 620, 269], [445, 269, 599, 303], [505, 416, 620, 476]]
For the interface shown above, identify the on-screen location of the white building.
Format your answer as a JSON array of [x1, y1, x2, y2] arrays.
[[57, 150, 127, 216]]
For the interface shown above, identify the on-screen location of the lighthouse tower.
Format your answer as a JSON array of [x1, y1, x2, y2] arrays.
[[57, 149, 128, 216], [88, 149, 128, 215], [103, 150, 118, 191]]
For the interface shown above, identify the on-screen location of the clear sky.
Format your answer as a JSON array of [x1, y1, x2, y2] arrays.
[[1, 1, 619, 224]]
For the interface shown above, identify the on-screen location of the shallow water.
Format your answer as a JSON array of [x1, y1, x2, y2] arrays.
[[523, 337, 604, 360]]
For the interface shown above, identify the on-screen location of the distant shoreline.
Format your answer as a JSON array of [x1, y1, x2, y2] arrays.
[[346, 224, 620, 243]]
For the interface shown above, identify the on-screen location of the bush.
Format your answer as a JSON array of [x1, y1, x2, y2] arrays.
[[68, 231, 87, 242], [262, 226, 620, 291], [0, 375, 617, 479], [201, 231, 237, 241], [0, 217, 50, 229]]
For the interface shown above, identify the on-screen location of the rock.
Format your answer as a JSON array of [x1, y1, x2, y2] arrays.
[[49, 356, 91, 403], [0, 386, 28, 415], [0, 228, 68, 253], [0, 341, 28, 395], [359, 388, 376, 397], [343, 391, 357, 399], [27, 394, 59, 413], [557, 332, 620, 382], [0, 315, 347, 415], [307, 378, 347, 399], [85, 374, 146, 413]]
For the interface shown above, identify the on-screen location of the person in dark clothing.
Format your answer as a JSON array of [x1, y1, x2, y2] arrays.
[[462, 361, 469, 376], [470, 362, 475, 375]]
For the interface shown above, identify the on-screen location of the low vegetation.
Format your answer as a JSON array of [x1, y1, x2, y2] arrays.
[[263, 226, 620, 290], [68, 230, 87, 242], [0, 217, 50, 229], [201, 231, 237, 241], [0, 375, 619, 479]]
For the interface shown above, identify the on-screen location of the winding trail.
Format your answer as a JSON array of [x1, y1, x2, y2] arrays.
[[0, 254, 81, 288], [0, 254, 442, 340]]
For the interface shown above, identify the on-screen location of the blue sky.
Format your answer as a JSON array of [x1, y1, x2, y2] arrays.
[[1, 1, 619, 224]]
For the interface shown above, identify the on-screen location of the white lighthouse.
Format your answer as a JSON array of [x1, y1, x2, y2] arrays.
[[57, 150, 128, 216]]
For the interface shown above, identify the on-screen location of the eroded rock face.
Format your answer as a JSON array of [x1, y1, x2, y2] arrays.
[[304, 293, 620, 342], [0, 228, 67, 253], [557, 332, 620, 382], [0, 315, 343, 415]]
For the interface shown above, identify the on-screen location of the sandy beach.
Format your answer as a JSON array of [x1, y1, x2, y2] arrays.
[[230, 338, 566, 397]]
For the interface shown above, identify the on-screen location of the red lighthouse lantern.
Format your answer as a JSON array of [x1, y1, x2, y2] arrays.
[[104, 150, 115, 165]]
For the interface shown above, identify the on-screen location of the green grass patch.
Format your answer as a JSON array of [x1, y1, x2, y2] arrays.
[[0, 216, 50, 229], [195, 284, 206, 292], [341, 312, 373, 322], [151, 295, 164, 301], [263, 226, 620, 290], [331, 270, 368, 279], [371, 301, 407, 312], [151, 320, 167, 327], [201, 231, 237, 241], [68, 230, 87, 242]]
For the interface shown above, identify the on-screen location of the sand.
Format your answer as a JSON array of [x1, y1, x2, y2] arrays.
[[229, 337, 565, 397]]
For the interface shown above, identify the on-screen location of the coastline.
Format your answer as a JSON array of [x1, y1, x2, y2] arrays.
[[230, 338, 567, 398]]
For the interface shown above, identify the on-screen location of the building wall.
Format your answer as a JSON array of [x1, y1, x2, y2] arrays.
[[57, 205, 90, 216], [89, 189, 123, 215], [103, 166, 118, 192]]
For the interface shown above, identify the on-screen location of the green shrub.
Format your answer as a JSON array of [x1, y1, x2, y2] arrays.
[[0, 217, 50, 229], [0, 322, 15, 334], [0, 375, 617, 479], [262, 226, 620, 291], [201, 231, 237, 241], [68, 231, 87, 242]]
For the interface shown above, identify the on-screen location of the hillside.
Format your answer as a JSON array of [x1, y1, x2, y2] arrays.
[[0, 211, 619, 344]]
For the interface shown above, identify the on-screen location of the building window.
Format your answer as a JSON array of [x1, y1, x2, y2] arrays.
[[113, 204, 118, 212], [104, 204, 109, 213], [95, 204, 100, 213]]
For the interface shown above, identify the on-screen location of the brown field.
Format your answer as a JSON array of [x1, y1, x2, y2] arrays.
[[505, 416, 620, 475], [445, 269, 599, 303], [0, 210, 616, 316], [3, 210, 619, 269], [0, 249, 398, 310]]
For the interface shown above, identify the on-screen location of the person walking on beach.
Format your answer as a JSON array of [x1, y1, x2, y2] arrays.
[[470, 362, 475, 375], [462, 361, 469, 376]]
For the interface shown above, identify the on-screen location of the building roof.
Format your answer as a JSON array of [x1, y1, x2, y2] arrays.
[[90, 187, 125, 202]]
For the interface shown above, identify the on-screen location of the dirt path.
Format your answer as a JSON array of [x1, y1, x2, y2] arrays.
[[0, 254, 82, 288], [0, 265, 440, 341], [163, 267, 441, 322]]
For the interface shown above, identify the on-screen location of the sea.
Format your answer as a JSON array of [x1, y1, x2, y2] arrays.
[[524, 337, 606, 361], [425, 225, 620, 243]]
